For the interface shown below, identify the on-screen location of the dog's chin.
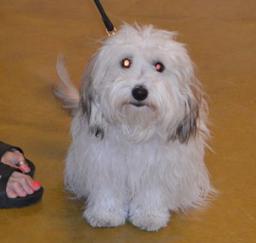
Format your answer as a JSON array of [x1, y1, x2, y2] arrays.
[[117, 101, 158, 126], [112, 101, 159, 142]]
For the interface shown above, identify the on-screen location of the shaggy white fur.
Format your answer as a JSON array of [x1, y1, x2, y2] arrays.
[[55, 24, 214, 231]]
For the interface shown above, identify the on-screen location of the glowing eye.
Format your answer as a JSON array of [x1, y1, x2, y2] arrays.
[[154, 62, 165, 72], [121, 58, 132, 68]]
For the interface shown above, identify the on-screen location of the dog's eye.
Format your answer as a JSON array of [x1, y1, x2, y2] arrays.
[[121, 58, 132, 69], [154, 62, 165, 72]]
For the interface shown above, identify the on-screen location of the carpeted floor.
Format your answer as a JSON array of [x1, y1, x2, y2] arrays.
[[0, 0, 255, 242]]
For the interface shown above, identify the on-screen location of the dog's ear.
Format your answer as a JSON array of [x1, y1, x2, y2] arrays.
[[172, 98, 199, 143], [80, 59, 106, 139], [169, 85, 204, 144]]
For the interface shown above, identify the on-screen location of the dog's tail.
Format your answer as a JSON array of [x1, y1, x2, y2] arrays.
[[54, 55, 80, 114]]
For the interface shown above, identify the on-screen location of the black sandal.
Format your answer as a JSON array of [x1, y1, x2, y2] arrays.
[[0, 141, 43, 208], [0, 163, 43, 208]]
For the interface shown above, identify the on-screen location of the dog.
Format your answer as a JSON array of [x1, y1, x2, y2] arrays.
[[55, 24, 214, 231]]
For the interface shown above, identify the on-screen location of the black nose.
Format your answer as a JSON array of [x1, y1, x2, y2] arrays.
[[132, 85, 148, 101]]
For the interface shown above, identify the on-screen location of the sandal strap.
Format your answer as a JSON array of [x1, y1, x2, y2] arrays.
[[0, 141, 23, 160], [0, 142, 35, 177], [0, 163, 19, 198]]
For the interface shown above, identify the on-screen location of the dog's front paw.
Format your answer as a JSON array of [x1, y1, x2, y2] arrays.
[[129, 209, 170, 231], [83, 205, 126, 228]]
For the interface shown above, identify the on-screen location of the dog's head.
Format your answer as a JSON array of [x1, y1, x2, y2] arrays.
[[80, 24, 207, 142]]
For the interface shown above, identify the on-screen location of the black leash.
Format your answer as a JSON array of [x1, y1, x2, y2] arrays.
[[93, 0, 116, 35]]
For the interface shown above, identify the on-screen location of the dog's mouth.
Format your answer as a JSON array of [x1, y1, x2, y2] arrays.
[[120, 101, 157, 112], [129, 102, 146, 107], [126, 101, 157, 112]]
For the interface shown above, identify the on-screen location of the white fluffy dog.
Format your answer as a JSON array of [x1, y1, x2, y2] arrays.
[[55, 24, 214, 231]]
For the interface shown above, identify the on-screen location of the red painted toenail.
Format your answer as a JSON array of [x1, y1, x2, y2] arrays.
[[32, 181, 41, 188]]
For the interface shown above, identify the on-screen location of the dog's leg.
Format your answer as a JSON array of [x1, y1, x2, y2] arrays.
[[83, 188, 127, 228], [128, 189, 170, 231]]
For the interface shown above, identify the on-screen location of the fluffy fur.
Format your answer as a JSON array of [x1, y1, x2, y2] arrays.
[[55, 24, 214, 231]]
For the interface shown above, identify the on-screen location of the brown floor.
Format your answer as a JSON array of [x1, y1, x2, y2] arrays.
[[0, 0, 256, 242]]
